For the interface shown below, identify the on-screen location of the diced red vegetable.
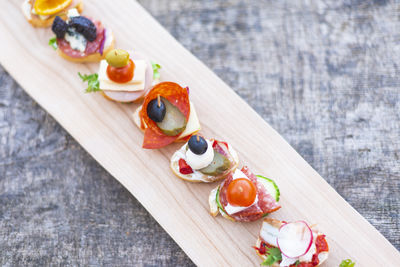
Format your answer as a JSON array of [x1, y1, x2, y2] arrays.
[[179, 159, 193, 174]]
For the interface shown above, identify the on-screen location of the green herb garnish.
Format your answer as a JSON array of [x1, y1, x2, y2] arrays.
[[339, 259, 356, 267], [295, 260, 300, 266], [151, 62, 161, 80], [261, 247, 282, 266], [78, 72, 100, 93], [49, 37, 58, 50]]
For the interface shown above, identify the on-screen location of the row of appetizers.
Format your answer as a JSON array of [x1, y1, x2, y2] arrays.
[[21, 1, 337, 266]]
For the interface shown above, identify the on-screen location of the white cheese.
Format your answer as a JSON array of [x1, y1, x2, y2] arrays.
[[224, 195, 258, 215], [22, 0, 32, 20], [224, 202, 249, 215], [39, 15, 50, 20], [208, 187, 219, 215], [99, 59, 146, 84], [280, 255, 298, 266], [98, 59, 147, 92], [299, 241, 316, 263], [260, 221, 279, 247], [232, 169, 248, 180], [177, 101, 200, 139], [65, 28, 87, 53], [99, 79, 145, 92], [186, 139, 214, 170], [260, 220, 323, 267], [170, 143, 211, 183], [67, 8, 80, 20], [30, 5, 49, 20]]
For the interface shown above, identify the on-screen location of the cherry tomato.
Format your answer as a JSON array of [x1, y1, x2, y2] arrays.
[[226, 178, 257, 207], [107, 59, 135, 83]]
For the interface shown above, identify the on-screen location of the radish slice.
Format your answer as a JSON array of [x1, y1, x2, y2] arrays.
[[277, 221, 313, 258], [103, 51, 154, 102]]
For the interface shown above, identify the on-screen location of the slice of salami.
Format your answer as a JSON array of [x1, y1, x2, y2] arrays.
[[57, 38, 84, 58], [85, 21, 104, 54], [140, 82, 190, 148], [219, 166, 280, 222], [142, 127, 177, 149], [57, 19, 104, 58]]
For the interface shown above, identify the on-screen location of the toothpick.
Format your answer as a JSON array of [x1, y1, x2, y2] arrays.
[[157, 95, 160, 107], [196, 135, 200, 142]]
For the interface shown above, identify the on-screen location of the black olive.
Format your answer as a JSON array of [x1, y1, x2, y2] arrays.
[[147, 98, 166, 122], [188, 135, 208, 155], [51, 16, 68, 39], [68, 16, 97, 42]]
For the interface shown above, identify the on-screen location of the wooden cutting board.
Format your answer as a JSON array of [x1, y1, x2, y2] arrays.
[[1, 1, 399, 266]]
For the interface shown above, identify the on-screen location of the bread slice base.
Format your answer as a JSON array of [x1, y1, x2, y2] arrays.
[[170, 142, 239, 183], [255, 218, 329, 266], [22, 1, 84, 28], [56, 34, 115, 63]]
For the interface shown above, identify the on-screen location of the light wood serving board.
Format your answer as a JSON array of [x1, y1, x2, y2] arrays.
[[1, 1, 399, 266]]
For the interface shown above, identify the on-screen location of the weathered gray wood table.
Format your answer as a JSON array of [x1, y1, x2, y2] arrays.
[[1, 0, 399, 265]]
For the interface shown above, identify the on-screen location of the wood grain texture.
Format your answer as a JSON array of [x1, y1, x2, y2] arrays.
[[0, 0, 399, 266]]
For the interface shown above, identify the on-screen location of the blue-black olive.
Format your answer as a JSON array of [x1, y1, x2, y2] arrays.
[[68, 16, 97, 42], [52, 16, 68, 39], [188, 135, 208, 155], [147, 98, 166, 122]]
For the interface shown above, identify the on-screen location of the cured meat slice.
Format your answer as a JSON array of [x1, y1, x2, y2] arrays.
[[142, 126, 177, 149], [57, 19, 104, 58], [140, 82, 190, 149], [219, 166, 281, 222]]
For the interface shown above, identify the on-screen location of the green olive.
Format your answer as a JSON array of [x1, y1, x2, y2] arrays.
[[105, 49, 130, 68]]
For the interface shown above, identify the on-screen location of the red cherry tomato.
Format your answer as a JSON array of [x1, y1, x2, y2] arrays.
[[226, 178, 257, 207], [107, 59, 135, 83]]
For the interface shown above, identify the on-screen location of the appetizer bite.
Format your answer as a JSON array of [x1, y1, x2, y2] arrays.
[[170, 135, 239, 182], [132, 82, 201, 149], [22, 0, 83, 28], [49, 8, 114, 62], [79, 49, 155, 102], [254, 218, 329, 267], [209, 167, 280, 222]]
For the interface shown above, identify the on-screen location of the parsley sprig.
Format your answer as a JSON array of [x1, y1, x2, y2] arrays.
[[261, 247, 282, 266], [49, 37, 58, 50], [151, 62, 161, 80], [78, 72, 100, 93], [340, 259, 356, 267]]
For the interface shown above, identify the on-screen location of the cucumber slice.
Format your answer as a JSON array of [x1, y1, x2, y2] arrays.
[[256, 175, 280, 201], [199, 151, 230, 175], [216, 186, 224, 212], [216, 186, 230, 217], [156, 97, 187, 136]]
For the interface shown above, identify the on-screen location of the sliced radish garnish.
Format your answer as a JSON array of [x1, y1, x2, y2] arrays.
[[277, 221, 313, 258]]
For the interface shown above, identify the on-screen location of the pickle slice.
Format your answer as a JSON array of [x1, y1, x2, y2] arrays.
[[156, 97, 187, 136], [199, 151, 230, 176]]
